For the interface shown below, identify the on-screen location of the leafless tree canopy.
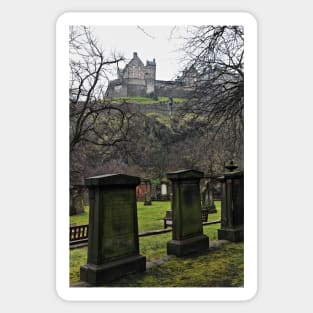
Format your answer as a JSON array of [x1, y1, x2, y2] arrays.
[[180, 25, 244, 163], [69, 25, 244, 190], [69, 26, 129, 153], [69, 26, 139, 189]]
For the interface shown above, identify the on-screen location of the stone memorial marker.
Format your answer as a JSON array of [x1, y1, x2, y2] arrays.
[[201, 178, 217, 214], [151, 184, 157, 200], [166, 169, 209, 257], [161, 183, 167, 196], [207, 179, 217, 213], [218, 163, 244, 242], [156, 184, 161, 200], [80, 174, 146, 284], [144, 192, 152, 206], [160, 177, 170, 201], [70, 185, 85, 215]]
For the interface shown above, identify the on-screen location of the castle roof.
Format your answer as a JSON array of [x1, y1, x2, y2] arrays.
[[117, 52, 145, 76], [129, 52, 145, 67], [146, 58, 156, 66]]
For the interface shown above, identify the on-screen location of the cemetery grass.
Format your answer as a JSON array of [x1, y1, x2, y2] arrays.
[[70, 206, 89, 226], [70, 201, 244, 287]]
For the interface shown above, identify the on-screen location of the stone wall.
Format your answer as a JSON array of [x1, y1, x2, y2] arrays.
[[155, 80, 190, 98], [109, 83, 127, 97]]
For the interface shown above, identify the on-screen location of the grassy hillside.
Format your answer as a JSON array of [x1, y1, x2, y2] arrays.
[[103, 96, 186, 105]]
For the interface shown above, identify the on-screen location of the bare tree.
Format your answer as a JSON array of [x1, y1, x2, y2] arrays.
[[69, 26, 130, 152], [178, 25, 244, 167], [69, 26, 133, 214]]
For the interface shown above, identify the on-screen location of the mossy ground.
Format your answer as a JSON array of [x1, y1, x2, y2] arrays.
[[69, 201, 244, 286], [104, 242, 243, 287]]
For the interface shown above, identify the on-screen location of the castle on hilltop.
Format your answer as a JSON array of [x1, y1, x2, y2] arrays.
[[105, 52, 198, 98]]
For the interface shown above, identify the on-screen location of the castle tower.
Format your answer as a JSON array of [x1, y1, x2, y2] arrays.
[[144, 58, 156, 96], [107, 52, 195, 98], [122, 52, 146, 96]]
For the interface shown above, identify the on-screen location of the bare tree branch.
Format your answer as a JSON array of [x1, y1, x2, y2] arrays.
[[136, 26, 155, 39]]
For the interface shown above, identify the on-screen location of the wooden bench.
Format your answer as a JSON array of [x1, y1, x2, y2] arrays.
[[69, 224, 89, 245], [163, 209, 209, 228], [201, 209, 209, 223], [163, 210, 173, 228]]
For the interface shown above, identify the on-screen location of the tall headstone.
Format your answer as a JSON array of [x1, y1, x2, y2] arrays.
[[156, 184, 161, 200], [70, 185, 85, 215], [161, 183, 167, 196], [160, 177, 170, 201], [218, 165, 244, 242], [144, 192, 152, 206], [80, 174, 146, 284], [201, 178, 217, 213], [207, 179, 217, 213], [166, 169, 209, 257], [151, 184, 157, 200]]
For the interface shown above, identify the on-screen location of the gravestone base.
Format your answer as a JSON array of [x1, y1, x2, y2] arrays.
[[80, 254, 146, 285], [218, 227, 244, 242], [144, 200, 152, 206], [167, 234, 209, 257]]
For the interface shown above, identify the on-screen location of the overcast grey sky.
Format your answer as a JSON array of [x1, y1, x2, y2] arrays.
[[92, 26, 189, 81]]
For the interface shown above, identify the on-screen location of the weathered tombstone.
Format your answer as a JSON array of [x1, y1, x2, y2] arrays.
[[80, 174, 146, 284], [218, 163, 244, 242], [201, 178, 217, 214], [150, 184, 157, 200], [156, 184, 161, 200], [144, 192, 152, 206], [166, 169, 209, 257], [161, 183, 167, 196], [213, 181, 222, 200], [207, 179, 217, 213], [70, 185, 85, 215], [160, 177, 170, 201]]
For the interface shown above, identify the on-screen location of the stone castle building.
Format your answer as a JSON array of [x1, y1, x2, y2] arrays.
[[105, 52, 198, 98]]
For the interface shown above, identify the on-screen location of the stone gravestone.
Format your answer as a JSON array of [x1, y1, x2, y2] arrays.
[[70, 185, 85, 215], [161, 183, 167, 198], [160, 177, 170, 200], [166, 169, 209, 256], [144, 192, 152, 206], [201, 178, 217, 214], [207, 179, 217, 213], [218, 164, 244, 242], [156, 184, 161, 200], [150, 184, 157, 200], [80, 174, 146, 284]]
